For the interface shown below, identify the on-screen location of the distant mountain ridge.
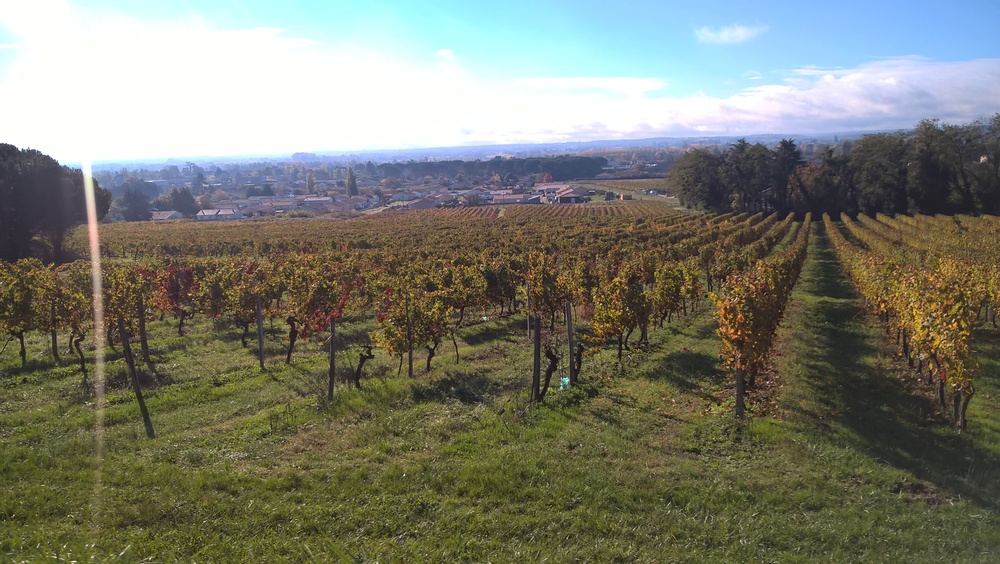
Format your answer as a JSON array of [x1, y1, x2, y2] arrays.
[[85, 131, 880, 171]]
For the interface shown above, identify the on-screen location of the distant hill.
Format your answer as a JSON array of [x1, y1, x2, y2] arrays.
[[86, 131, 880, 172]]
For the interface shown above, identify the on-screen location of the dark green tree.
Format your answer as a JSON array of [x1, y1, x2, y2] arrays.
[[849, 133, 910, 215], [0, 144, 110, 262], [119, 187, 152, 221], [346, 167, 359, 196], [193, 172, 207, 193], [720, 139, 772, 213], [771, 139, 803, 213], [112, 176, 160, 199], [154, 187, 199, 217], [907, 119, 953, 213], [787, 153, 853, 215], [173, 187, 200, 216], [666, 149, 725, 211]]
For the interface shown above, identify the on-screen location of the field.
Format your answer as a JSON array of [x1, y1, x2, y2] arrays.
[[3, 204, 1000, 561]]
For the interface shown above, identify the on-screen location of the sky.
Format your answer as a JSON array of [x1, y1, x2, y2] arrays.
[[0, 0, 998, 163]]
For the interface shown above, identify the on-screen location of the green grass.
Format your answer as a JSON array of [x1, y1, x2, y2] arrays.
[[2, 229, 1000, 561]]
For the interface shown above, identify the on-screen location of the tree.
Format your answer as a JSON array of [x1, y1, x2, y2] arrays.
[[193, 172, 207, 193], [720, 139, 772, 213], [306, 171, 315, 194], [119, 187, 153, 221], [155, 187, 199, 216], [850, 133, 909, 215], [666, 149, 725, 211], [907, 119, 954, 213], [771, 139, 803, 212], [346, 167, 359, 196], [0, 144, 111, 262], [112, 176, 159, 200]]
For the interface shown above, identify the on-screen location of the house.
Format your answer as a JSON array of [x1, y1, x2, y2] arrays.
[[196, 208, 242, 221], [243, 203, 277, 217], [555, 186, 591, 204], [391, 191, 424, 203], [490, 193, 541, 205], [150, 210, 183, 221], [303, 196, 334, 204]]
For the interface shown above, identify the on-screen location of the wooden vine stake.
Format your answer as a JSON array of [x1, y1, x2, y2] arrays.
[[256, 295, 265, 370], [328, 316, 336, 401], [117, 318, 155, 439], [531, 316, 542, 402], [566, 301, 576, 385]]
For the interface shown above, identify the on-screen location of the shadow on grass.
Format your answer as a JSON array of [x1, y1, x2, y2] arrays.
[[633, 310, 725, 402], [0, 357, 61, 377], [791, 225, 999, 510], [411, 368, 503, 405], [460, 316, 527, 347], [641, 349, 722, 402], [103, 363, 175, 391]]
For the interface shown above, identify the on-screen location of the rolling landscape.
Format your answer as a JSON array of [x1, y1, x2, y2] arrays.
[[3, 0, 1000, 561]]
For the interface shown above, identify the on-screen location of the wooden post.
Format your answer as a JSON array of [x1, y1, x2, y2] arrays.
[[327, 316, 336, 401], [531, 316, 541, 402], [137, 294, 151, 364], [118, 318, 155, 439], [50, 303, 60, 362], [256, 296, 265, 370], [566, 301, 575, 385], [735, 367, 745, 420], [526, 282, 531, 339], [405, 294, 413, 378]]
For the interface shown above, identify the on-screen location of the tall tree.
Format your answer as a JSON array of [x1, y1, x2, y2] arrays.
[[907, 119, 953, 213], [346, 167, 359, 196], [155, 187, 199, 216], [849, 133, 910, 215], [0, 144, 110, 262], [666, 149, 725, 211], [119, 187, 153, 221], [306, 171, 315, 194], [720, 139, 772, 213], [771, 139, 803, 213]]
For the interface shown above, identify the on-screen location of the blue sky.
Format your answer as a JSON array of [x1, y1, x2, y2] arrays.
[[1, 0, 998, 162]]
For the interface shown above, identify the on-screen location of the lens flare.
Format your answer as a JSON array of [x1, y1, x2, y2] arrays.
[[80, 160, 106, 537]]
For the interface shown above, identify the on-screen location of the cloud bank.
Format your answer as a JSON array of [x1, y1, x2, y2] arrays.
[[0, 3, 997, 161]]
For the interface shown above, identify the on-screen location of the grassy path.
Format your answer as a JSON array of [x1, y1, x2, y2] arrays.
[[766, 220, 1000, 560]]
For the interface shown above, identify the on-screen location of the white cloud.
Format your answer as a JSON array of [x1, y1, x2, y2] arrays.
[[0, 3, 997, 161], [459, 57, 1000, 145], [695, 24, 767, 44], [510, 77, 666, 98]]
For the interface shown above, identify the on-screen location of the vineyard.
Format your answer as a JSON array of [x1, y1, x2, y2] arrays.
[[2, 204, 1000, 560]]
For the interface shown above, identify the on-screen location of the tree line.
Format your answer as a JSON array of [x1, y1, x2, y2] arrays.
[[667, 115, 1000, 216]]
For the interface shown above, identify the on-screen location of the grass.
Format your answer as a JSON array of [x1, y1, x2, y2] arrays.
[[2, 229, 1000, 561]]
